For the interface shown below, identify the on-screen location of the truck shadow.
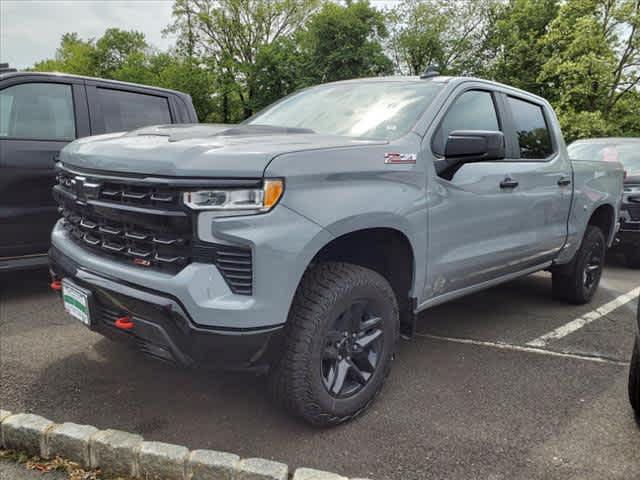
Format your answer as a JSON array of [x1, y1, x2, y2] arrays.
[[0, 267, 51, 302]]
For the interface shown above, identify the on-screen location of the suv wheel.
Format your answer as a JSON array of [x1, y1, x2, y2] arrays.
[[552, 225, 606, 305], [629, 338, 640, 415], [269, 262, 399, 426], [625, 248, 640, 269]]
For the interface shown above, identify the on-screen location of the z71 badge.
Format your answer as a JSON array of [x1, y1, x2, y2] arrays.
[[384, 153, 417, 165]]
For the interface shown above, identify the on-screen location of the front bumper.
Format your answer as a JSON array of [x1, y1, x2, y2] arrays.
[[50, 246, 284, 370], [49, 202, 333, 369]]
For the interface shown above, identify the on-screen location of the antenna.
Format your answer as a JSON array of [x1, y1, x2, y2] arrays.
[[420, 65, 440, 79]]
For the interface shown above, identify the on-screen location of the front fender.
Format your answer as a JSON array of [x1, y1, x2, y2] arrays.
[[266, 144, 428, 299]]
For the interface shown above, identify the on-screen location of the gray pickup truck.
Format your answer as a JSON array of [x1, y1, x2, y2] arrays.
[[49, 75, 624, 426]]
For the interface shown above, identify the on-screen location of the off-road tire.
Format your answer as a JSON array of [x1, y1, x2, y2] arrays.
[[268, 262, 399, 427], [625, 248, 640, 269], [629, 338, 640, 415], [552, 225, 606, 305]]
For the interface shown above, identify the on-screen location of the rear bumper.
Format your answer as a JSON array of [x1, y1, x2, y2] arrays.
[[49, 246, 284, 370]]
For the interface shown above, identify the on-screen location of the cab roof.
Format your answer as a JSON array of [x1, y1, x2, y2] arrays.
[[0, 70, 190, 99]]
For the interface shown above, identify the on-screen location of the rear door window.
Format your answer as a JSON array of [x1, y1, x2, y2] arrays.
[[507, 96, 554, 159], [432, 90, 501, 156], [96, 88, 172, 133], [0, 82, 76, 140]]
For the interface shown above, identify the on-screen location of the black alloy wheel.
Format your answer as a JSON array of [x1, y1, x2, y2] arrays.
[[582, 238, 604, 291], [268, 262, 399, 426], [322, 300, 384, 398], [552, 225, 606, 305]]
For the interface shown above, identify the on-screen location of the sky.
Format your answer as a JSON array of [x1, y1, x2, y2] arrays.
[[0, 0, 398, 70], [1, 0, 177, 69]]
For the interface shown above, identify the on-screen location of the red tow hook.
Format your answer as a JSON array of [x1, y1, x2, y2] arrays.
[[114, 316, 135, 330], [50, 280, 63, 292]]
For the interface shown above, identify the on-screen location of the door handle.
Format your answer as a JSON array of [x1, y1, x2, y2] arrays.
[[558, 176, 571, 186], [500, 177, 519, 189]]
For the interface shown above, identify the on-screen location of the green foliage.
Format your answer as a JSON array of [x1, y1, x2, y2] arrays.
[[298, 0, 393, 82], [388, 0, 494, 75], [482, 0, 559, 96], [93, 28, 148, 77], [251, 38, 307, 113], [165, 0, 320, 120], [538, 0, 640, 140], [32, 33, 96, 76]]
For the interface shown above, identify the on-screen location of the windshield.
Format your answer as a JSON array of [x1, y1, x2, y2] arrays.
[[247, 81, 444, 141], [568, 141, 640, 173]]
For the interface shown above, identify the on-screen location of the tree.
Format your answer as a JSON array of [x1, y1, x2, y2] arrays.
[[154, 55, 217, 121], [251, 37, 307, 113], [539, 0, 640, 140], [32, 28, 150, 79], [482, 0, 559, 96], [32, 33, 97, 76], [388, 0, 495, 76], [297, 0, 393, 82], [166, 0, 319, 119], [93, 28, 149, 77]]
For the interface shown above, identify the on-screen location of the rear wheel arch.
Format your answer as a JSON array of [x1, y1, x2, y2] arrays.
[[587, 203, 616, 244]]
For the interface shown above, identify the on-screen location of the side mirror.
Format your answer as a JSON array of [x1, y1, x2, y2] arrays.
[[445, 130, 505, 161], [436, 130, 505, 179]]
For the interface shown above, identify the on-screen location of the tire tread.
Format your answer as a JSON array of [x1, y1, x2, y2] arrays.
[[552, 225, 605, 305], [629, 338, 640, 415], [268, 262, 398, 426]]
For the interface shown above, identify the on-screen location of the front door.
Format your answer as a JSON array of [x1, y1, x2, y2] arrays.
[[424, 88, 530, 299], [0, 81, 81, 257]]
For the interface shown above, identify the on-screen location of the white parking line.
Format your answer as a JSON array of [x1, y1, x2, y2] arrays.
[[415, 333, 628, 366], [526, 286, 640, 348]]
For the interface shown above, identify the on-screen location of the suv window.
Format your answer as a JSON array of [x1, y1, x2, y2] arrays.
[[96, 88, 172, 133], [0, 83, 76, 140], [507, 96, 553, 159], [432, 90, 500, 156]]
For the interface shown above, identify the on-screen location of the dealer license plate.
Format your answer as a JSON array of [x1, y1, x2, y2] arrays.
[[62, 279, 91, 326]]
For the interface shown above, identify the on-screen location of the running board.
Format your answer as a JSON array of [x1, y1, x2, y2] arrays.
[[416, 261, 553, 313]]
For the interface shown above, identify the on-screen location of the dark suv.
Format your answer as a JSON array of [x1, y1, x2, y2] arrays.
[[0, 67, 198, 271]]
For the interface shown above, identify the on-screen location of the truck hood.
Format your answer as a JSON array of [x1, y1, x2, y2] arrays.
[[60, 124, 385, 177]]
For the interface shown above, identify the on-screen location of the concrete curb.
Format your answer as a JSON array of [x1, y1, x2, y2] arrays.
[[0, 410, 372, 480]]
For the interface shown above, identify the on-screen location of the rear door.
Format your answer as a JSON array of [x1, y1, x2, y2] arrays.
[[0, 77, 89, 257], [86, 81, 174, 134], [500, 94, 572, 261]]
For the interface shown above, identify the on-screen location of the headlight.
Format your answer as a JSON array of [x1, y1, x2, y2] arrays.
[[183, 179, 284, 214]]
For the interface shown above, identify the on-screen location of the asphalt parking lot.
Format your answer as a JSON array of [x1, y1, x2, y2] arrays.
[[1, 259, 639, 480]]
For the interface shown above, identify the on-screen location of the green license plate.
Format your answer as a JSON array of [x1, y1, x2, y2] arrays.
[[62, 280, 91, 326]]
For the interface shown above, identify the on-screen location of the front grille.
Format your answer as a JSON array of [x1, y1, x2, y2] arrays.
[[53, 164, 254, 294], [60, 206, 190, 270], [57, 168, 182, 209]]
